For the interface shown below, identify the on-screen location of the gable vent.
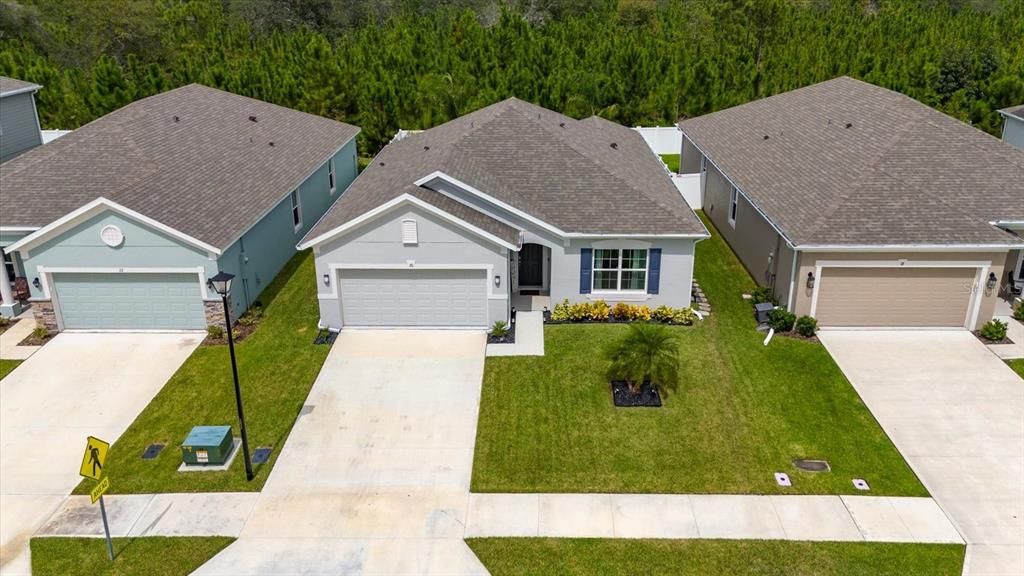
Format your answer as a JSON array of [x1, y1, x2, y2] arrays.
[[402, 219, 418, 245]]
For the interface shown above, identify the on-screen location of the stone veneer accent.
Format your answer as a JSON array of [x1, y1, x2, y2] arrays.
[[32, 300, 59, 332], [203, 297, 236, 328]]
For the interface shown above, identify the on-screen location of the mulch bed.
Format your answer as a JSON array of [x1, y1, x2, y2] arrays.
[[201, 318, 259, 347], [487, 322, 516, 344], [0, 320, 13, 336], [19, 330, 54, 346], [973, 331, 1015, 346], [611, 380, 662, 407], [776, 331, 820, 344]]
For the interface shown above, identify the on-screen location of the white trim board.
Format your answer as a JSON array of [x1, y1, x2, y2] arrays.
[[808, 259, 990, 330], [419, 170, 709, 241], [319, 263, 501, 300], [297, 193, 519, 251], [36, 265, 213, 301], [798, 244, 1021, 252], [7, 197, 222, 257]]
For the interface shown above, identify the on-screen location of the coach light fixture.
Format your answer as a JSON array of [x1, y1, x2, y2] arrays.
[[986, 272, 998, 291], [806, 271, 815, 289], [323, 273, 330, 286]]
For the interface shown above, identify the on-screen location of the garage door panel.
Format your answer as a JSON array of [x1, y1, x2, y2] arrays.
[[340, 269, 487, 327], [815, 267, 975, 328], [53, 272, 205, 330]]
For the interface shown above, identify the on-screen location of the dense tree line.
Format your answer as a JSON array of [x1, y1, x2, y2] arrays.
[[1, 0, 1021, 153]]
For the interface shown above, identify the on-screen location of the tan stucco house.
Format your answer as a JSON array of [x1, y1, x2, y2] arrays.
[[678, 76, 1024, 330]]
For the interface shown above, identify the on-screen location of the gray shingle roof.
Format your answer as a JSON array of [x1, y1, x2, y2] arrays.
[[0, 76, 40, 97], [679, 76, 1024, 247], [0, 84, 359, 250], [303, 98, 706, 246]]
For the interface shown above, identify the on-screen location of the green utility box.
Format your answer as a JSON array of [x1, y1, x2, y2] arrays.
[[181, 425, 233, 466]]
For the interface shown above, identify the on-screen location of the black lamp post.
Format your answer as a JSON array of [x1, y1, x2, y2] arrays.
[[208, 271, 254, 481]]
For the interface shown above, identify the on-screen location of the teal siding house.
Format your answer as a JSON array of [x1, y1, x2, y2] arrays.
[[0, 84, 359, 331]]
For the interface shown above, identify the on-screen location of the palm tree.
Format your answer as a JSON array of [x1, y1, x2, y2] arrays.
[[606, 323, 681, 395]]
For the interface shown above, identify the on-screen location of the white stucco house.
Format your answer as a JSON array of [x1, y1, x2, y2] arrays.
[[298, 98, 708, 330]]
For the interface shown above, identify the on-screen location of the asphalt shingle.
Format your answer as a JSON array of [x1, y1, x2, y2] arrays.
[[679, 77, 1024, 247], [0, 84, 359, 250], [302, 98, 706, 246]]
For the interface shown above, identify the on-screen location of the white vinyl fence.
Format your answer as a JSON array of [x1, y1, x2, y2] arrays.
[[633, 126, 701, 210]]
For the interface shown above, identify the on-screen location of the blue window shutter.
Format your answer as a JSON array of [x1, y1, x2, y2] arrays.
[[648, 248, 662, 294], [579, 248, 592, 294]]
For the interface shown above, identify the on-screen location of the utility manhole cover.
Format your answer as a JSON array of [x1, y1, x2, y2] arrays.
[[252, 447, 273, 464], [142, 443, 165, 460], [793, 459, 830, 472]]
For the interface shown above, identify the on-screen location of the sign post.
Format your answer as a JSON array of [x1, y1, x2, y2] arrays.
[[80, 436, 113, 561]]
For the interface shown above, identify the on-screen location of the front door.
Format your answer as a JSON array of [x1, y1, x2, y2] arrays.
[[518, 244, 543, 287]]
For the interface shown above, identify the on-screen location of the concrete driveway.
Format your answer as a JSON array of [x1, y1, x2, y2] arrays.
[[819, 330, 1024, 576], [193, 330, 489, 575], [0, 332, 202, 575]]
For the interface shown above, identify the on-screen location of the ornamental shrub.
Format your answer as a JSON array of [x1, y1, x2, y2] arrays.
[[551, 299, 572, 321], [490, 320, 509, 337], [751, 286, 776, 305], [206, 324, 225, 339], [795, 315, 818, 337], [670, 308, 696, 326], [1014, 300, 1024, 322], [767, 308, 796, 332], [979, 319, 1008, 341], [606, 323, 681, 394]]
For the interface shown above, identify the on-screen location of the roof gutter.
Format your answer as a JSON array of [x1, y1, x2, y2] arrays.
[[797, 244, 1022, 253], [0, 84, 42, 99]]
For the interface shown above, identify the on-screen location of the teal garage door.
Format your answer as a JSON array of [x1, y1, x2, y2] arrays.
[[52, 272, 205, 330]]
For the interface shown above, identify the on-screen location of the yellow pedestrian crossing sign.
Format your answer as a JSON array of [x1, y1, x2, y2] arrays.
[[80, 436, 110, 480], [90, 476, 110, 504]]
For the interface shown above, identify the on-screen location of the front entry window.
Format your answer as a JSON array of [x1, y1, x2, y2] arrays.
[[593, 248, 647, 292]]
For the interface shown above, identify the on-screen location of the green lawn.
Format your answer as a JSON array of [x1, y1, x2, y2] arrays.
[[73, 251, 329, 494], [0, 359, 21, 380], [467, 539, 965, 576], [471, 213, 924, 495], [1009, 359, 1024, 378], [31, 537, 233, 576], [659, 153, 680, 173]]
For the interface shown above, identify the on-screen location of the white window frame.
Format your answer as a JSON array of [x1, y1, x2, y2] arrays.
[[1015, 250, 1024, 281], [290, 189, 302, 231], [328, 158, 336, 194], [728, 186, 739, 228], [592, 248, 648, 293]]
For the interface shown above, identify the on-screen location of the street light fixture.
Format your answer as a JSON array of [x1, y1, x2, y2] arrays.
[[207, 271, 254, 481]]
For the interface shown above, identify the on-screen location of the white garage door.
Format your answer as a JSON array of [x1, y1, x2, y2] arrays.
[[340, 269, 487, 327], [814, 267, 976, 328], [52, 272, 206, 330]]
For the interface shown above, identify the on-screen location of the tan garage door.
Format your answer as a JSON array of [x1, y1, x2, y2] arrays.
[[815, 267, 976, 328]]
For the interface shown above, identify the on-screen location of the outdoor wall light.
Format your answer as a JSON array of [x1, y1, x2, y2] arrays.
[[494, 275, 501, 287], [986, 272, 998, 291], [323, 273, 330, 286], [806, 271, 815, 289], [32, 277, 41, 289]]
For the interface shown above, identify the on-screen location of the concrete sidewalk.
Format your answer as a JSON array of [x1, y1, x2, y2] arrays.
[[0, 313, 40, 361], [465, 493, 963, 544], [486, 311, 544, 356], [35, 493, 258, 538]]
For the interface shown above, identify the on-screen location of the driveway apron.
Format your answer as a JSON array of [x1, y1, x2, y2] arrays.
[[820, 330, 1024, 576], [0, 332, 201, 575], [192, 330, 489, 575]]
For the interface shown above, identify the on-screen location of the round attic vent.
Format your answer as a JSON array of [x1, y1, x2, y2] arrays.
[[100, 225, 124, 247]]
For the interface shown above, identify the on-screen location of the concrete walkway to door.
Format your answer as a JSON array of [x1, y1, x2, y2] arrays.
[[0, 332, 202, 575], [192, 330, 490, 576], [820, 330, 1024, 576]]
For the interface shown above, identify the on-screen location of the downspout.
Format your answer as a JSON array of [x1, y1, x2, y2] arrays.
[[787, 249, 799, 312]]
